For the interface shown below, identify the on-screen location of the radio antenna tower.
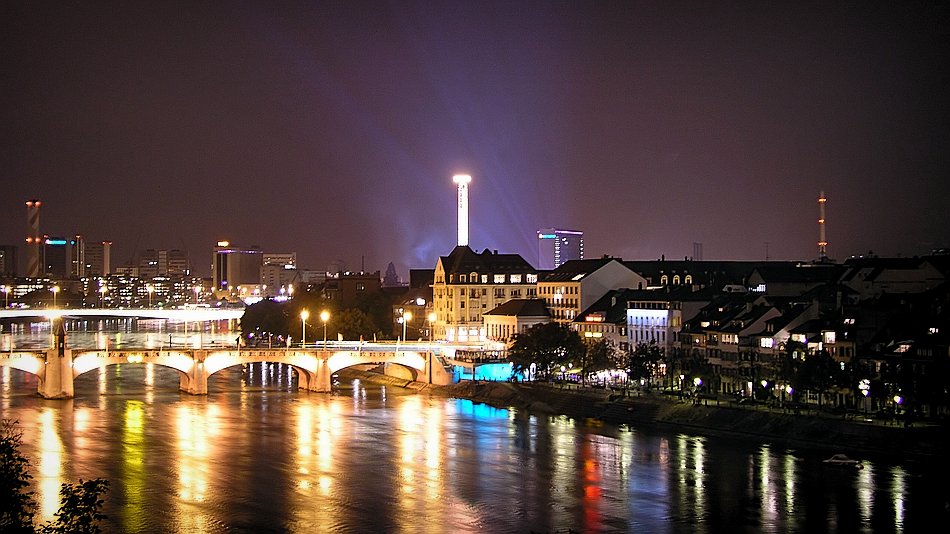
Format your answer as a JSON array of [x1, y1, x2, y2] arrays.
[[818, 191, 828, 262]]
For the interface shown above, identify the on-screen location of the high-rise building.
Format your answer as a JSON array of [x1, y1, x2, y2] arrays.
[[70, 235, 85, 277], [84, 241, 112, 277], [42, 236, 73, 278], [0, 245, 17, 277], [212, 241, 263, 294], [138, 249, 188, 278], [537, 228, 584, 271]]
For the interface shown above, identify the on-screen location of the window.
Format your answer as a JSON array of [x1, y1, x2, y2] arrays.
[[661, 275, 668, 285], [673, 275, 680, 285], [460, 275, 467, 283], [494, 274, 505, 283], [481, 275, 488, 283], [527, 274, 538, 283], [510, 274, 522, 283], [685, 275, 693, 284], [470, 272, 478, 281]]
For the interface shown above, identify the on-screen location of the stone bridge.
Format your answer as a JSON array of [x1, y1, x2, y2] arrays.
[[0, 346, 455, 399]]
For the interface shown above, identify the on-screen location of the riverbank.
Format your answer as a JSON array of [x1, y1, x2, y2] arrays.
[[339, 370, 949, 464]]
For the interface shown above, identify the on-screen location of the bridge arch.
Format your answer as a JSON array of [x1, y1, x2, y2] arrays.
[[326, 350, 429, 381]]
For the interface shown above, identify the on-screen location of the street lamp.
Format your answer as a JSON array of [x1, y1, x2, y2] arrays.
[[2, 285, 9, 308], [99, 286, 108, 308], [402, 311, 412, 342], [320, 310, 330, 347], [51, 285, 60, 308], [193, 286, 201, 305], [300, 309, 309, 348], [147, 285, 154, 308], [427, 312, 436, 342]]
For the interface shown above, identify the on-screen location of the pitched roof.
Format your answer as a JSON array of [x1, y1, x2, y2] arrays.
[[485, 298, 550, 317], [438, 246, 535, 274], [539, 257, 623, 282]]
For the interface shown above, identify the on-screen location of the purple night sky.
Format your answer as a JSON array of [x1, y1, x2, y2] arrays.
[[2, 1, 948, 277]]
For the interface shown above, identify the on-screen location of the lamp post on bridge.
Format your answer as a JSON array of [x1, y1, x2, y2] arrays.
[[300, 309, 309, 348], [320, 310, 330, 349], [402, 310, 412, 343], [2, 285, 10, 308], [99, 285, 107, 309], [147, 285, 154, 308], [51, 285, 60, 308]]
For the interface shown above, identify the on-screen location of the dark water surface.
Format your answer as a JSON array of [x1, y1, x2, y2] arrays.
[[2, 363, 949, 533]]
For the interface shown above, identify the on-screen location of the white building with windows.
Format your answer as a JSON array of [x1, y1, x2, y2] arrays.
[[538, 258, 647, 325]]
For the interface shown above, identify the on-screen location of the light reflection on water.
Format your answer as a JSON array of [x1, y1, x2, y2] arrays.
[[1, 323, 948, 531]]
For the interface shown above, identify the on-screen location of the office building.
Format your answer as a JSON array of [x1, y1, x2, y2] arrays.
[[84, 241, 112, 277], [537, 228, 584, 271], [0, 245, 17, 277], [212, 241, 263, 295]]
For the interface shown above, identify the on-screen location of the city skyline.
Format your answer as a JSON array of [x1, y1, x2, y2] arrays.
[[2, 2, 949, 277]]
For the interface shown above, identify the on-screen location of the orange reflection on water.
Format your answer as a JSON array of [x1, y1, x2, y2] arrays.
[[37, 408, 63, 521]]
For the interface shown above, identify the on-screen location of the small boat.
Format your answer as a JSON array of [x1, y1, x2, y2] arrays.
[[823, 454, 863, 468]]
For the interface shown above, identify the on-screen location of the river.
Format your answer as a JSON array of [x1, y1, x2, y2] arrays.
[[1, 318, 949, 532]]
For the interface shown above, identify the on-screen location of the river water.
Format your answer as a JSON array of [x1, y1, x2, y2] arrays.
[[1, 319, 949, 533]]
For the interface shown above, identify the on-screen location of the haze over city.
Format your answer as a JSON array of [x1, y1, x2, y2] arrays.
[[2, 1, 948, 277]]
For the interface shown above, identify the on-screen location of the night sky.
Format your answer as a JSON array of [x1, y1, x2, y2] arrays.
[[2, 1, 948, 277]]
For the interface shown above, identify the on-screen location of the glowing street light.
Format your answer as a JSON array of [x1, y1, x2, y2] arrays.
[[99, 285, 108, 308], [147, 285, 154, 308], [2, 285, 10, 308], [193, 286, 201, 305], [427, 312, 437, 342], [50, 285, 60, 308], [300, 309, 309, 347], [320, 310, 330, 347], [402, 311, 412, 342]]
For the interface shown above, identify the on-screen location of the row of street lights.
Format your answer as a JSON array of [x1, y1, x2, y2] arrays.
[[401, 310, 439, 342], [300, 309, 331, 347]]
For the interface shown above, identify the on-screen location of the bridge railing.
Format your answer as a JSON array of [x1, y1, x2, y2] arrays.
[[452, 349, 508, 363]]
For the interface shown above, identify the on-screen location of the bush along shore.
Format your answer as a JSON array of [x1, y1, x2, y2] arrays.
[[337, 370, 948, 464]]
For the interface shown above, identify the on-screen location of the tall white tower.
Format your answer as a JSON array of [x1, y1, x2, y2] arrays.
[[453, 174, 471, 246], [818, 191, 828, 261]]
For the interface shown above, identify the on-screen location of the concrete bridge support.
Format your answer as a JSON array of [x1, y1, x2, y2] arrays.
[[38, 348, 74, 399], [179, 350, 209, 395]]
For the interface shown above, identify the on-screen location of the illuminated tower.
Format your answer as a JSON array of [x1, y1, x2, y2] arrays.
[[453, 174, 471, 246], [25, 199, 41, 278], [818, 191, 828, 262]]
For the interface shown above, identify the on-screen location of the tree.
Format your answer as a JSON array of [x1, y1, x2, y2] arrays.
[[626, 341, 663, 388], [507, 322, 585, 381], [41, 479, 109, 534], [1, 420, 109, 534], [1, 420, 35, 532], [581, 338, 617, 385]]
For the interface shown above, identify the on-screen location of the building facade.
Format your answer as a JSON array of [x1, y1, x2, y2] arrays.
[[212, 241, 263, 296], [432, 246, 539, 342], [537, 228, 583, 271]]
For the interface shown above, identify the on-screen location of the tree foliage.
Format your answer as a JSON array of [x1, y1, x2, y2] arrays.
[[1, 420, 35, 532], [625, 342, 663, 387], [1, 420, 109, 534], [507, 322, 586, 380]]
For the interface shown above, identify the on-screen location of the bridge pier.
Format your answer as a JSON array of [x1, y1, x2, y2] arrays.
[[180, 350, 209, 395], [38, 348, 74, 399]]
